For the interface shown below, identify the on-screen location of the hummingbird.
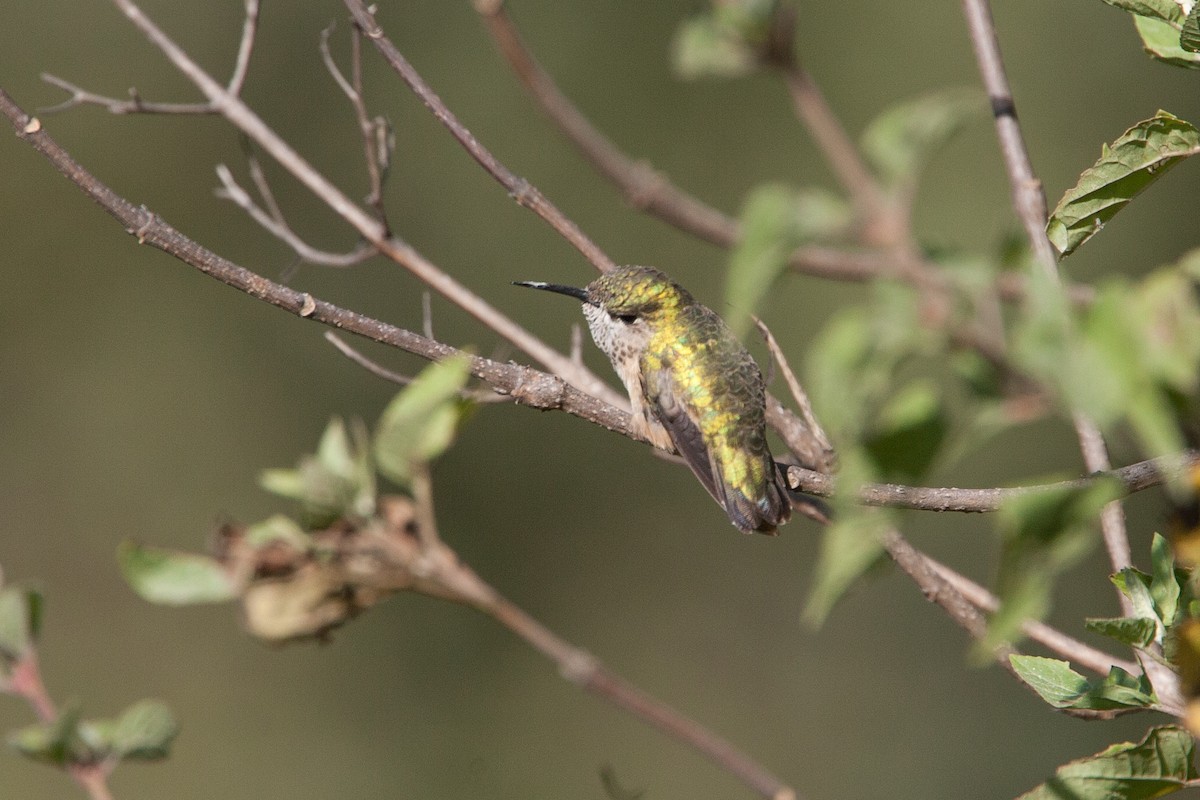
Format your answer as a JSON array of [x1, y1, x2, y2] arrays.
[[515, 265, 793, 535]]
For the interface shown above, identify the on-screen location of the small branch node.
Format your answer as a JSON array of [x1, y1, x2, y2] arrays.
[[558, 649, 599, 685], [299, 293, 317, 317]]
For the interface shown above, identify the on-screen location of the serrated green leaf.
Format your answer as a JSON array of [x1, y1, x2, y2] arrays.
[[1113, 567, 1168, 645], [671, 16, 757, 79], [110, 699, 178, 761], [1151, 532, 1182, 625], [1100, 0, 1185, 22], [1085, 616, 1159, 648], [725, 185, 849, 337], [861, 88, 983, 189], [7, 706, 86, 766], [243, 514, 312, 550], [1134, 14, 1200, 66], [373, 356, 473, 487], [118, 541, 237, 606], [1183, 1, 1200, 50], [1017, 725, 1195, 800], [1009, 655, 1156, 710], [1048, 111, 1200, 256]]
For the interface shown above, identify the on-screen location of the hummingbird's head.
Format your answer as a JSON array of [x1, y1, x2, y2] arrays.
[[514, 266, 696, 361], [586, 265, 694, 323], [514, 265, 693, 322]]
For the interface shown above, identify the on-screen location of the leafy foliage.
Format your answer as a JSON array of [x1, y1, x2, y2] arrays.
[[724, 184, 849, 337], [1016, 726, 1196, 800], [373, 355, 473, 486], [1047, 111, 1200, 256]]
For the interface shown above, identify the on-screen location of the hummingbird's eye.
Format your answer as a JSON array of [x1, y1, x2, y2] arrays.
[[612, 313, 638, 325]]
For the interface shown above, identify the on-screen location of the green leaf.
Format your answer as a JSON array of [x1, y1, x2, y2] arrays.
[[261, 417, 376, 528], [373, 356, 473, 487], [671, 0, 782, 80], [1085, 616, 1159, 648], [1009, 655, 1156, 710], [860, 88, 983, 189], [671, 16, 757, 79], [243, 514, 312, 550], [1134, 14, 1200, 67], [109, 699, 178, 761], [1017, 725, 1195, 799], [803, 454, 889, 627], [1183, 1, 1200, 51], [1047, 111, 1200, 256], [1151, 532, 1182, 626], [0, 587, 41, 665], [1099, 0, 1184, 22], [8, 706, 87, 766], [725, 185, 849, 337], [118, 540, 237, 606], [863, 379, 947, 482], [987, 479, 1124, 649]]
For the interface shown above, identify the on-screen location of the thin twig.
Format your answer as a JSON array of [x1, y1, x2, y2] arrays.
[[325, 332, 510, 403], [341, 0, 615, 275], [6, 654, 117, 800], [214, 165, 377, 267], [41, 0, 259, 117], [754, 318, 834, 472], [319, 22, 391, 228], [779, 65, 895, 246], [442, 562, 798, 800], [421, 292, 434, 340], [410, 465, 441, 551]]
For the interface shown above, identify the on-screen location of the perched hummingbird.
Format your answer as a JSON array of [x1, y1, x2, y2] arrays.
[[515, 265, 793, 535]]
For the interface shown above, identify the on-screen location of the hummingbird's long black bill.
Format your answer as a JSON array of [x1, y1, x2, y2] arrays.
[[512, 281, 591, 303]]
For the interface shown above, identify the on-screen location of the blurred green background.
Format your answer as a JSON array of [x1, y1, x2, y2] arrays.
[[2, 1, 1200, 798]]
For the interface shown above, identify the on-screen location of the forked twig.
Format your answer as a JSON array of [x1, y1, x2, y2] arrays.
[[41, 0, 260, 116], [215, 164, 376, 267]]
